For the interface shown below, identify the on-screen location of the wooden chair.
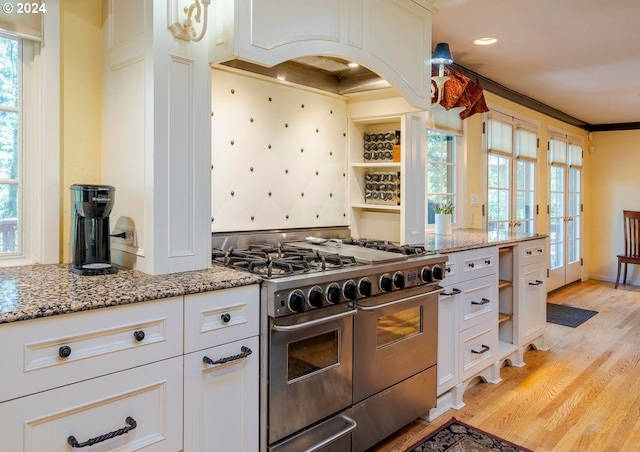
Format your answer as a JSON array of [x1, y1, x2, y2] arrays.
[[615, 210, 640, 288]]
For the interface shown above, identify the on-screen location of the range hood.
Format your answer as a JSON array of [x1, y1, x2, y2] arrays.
[[218, 56, 393, 95]]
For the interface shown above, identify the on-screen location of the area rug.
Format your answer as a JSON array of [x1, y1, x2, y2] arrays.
[[407, 418, 533, 452], [546, 302, 598, 327]]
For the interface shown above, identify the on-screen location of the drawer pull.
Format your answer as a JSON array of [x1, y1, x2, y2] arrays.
[[221, 313, 231, 323], [526, 250, 532, 255], [485, 259, 491, 265], [203, 346, 252, 366], [471, 298, 491, 305], [529, 280, 544, 286], [67, 416, 137, 448], [468, 263, 475, 268], [58, 345, 72, 359], [441, 288, 461, 296], [471, 344, 491, 355], [133, 330, 145, 342]]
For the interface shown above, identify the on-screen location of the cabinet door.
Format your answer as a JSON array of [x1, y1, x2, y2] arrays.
[[0, 357, 183, 452], [436, 287, 458, 396], [519, 265, 547, 345], [184, 336, 259, 452]]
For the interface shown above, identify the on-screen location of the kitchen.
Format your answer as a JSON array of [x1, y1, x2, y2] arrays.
[[2, 0, 640, 451]]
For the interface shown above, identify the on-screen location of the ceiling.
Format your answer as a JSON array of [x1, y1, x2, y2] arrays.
[[431, 0, 640, 130]]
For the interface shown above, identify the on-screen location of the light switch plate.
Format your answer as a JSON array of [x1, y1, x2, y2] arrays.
[[471, 194, 480, 207]]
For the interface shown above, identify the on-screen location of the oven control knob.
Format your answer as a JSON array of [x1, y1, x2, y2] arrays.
[[288, 289, 306, 313], [326, 283, 341, 304], [358, 278, 372, 297], [421, 266, 433, 283], [343, 280, 357, 301], [380, 273, 393, 292], [308, 286, 324, 308], [432, 265, 444, 281], [393, 271, 405, 289]]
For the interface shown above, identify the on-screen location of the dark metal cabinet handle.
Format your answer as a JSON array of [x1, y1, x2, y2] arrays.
[[485, 259, 491, 265], [221, 313, 231, 323], [58, 345, 72, 359], [468, 262, 475, 268], [203, 346, 252, 366], [133, 330, 145, 342], [446, 266, 452, 273], [67, 416, 137, 448], [529, 280, 544, 286], [442, 288, 461, 296], [471, 298, 491, 305], [471, 344, 491, 354], [526, 250, 533, 255]]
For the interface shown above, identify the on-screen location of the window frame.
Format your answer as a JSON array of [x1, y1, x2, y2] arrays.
[[426, 126, 464, 230], [483, 107, 540, 234], [0, 2, 59, 266]]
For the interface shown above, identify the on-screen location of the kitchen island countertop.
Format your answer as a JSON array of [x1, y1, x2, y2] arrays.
[[0, 264, 261, 325], [426, 228, 547, 254]]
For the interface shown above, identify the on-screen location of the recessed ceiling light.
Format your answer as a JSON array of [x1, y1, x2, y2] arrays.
[[347, 62, 359, 68], [474, 37, 497, 46]]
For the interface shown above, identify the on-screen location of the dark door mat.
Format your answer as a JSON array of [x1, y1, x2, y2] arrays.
[[407, 417, 533, 452], [547, 302, 598, 327]]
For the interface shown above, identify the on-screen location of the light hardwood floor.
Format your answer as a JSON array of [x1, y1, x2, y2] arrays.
[[369, 280, 640, 452]]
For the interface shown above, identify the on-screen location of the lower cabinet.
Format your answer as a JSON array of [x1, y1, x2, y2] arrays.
[[0, 357, 184, 452], [184, 336, 259, 452]]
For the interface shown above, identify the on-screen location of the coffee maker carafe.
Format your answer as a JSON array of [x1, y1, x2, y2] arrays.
[[70, 184, 117, 275]]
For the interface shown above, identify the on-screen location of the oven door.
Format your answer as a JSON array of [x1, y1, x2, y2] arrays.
[[269, 304, 355, 445], [353, 284, 441, 403]]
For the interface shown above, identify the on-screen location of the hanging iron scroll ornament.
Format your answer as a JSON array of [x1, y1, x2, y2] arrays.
[[168, 0, 211, 42]]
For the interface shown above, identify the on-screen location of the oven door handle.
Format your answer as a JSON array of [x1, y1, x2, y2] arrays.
[[303, 414, 357, 452], [271, 308, 357, 332], [356, 286, 445, 311]]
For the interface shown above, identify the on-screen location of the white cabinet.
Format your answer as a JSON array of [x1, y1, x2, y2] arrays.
[[516, 238, 548, 352], [427, 247, 499, 420], [0, 284, 261, 452], [210, 0, 433, 109], [0, 356, 184, 452], [348, 111, 426, 244], [183, 285, 260, 452]]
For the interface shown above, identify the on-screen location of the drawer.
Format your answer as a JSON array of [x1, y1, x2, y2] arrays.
[[0, 297, 183, 403], [519, 238, 547, 267], [184, 285, 260, 354], [0, 356, 183, 452], [457, 275, 498, 331], [459, 321, 498, 382], [440, 254, 460, 285], [458, 247, 498, 280]]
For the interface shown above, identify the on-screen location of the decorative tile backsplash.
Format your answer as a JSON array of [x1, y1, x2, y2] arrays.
[[211, 69, 349, 232]]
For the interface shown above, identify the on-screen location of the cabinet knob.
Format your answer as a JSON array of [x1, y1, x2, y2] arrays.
[[221, 313, 231, 323], [468, 262, 475, 268], [133, 330, 145, 342], [485, 259, 491, 265], [58, 345, 72, 359]]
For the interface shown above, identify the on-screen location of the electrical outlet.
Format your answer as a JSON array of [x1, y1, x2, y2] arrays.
[[470, 194, 480, 207], [120, 226, 135, 247]]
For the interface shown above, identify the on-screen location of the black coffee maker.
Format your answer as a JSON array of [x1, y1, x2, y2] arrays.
[[70, 184, 118, 275]]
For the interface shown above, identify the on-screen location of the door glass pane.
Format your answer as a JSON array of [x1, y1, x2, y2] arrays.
[[0, 184, 17, 253], [516, 160, 535, 223], [549, 166, 566, 270], [376, 306, 422, 349], [567, 168, 581, 265], [488, 154, 509, 231], [288, 331, 339, 381]]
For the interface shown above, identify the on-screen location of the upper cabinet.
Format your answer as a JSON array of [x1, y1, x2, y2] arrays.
[[210, 0, 433, 109]]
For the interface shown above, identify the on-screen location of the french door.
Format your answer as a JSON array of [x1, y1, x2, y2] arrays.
[[548, 139, 582, 291]]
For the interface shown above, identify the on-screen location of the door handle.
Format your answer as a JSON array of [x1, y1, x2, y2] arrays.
[[302, 414, 357, 452], [272, 308, 356, 332]]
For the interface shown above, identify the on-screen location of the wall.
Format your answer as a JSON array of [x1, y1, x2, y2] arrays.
[[584, 129, 640, 284], [60, 0, 103, 263]]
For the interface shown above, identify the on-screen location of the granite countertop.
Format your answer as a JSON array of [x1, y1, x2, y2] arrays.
[[0, 264, 261, 325], [426, 229, 547, 254]]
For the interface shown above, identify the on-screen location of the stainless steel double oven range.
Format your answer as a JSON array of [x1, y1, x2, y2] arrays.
[[212, 228, 447, 452]]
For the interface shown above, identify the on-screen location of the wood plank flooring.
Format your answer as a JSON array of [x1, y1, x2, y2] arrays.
[[368, 280, 640, 452]]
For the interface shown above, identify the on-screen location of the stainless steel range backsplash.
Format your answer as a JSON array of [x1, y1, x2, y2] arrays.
[[211, 68, 349, 232]]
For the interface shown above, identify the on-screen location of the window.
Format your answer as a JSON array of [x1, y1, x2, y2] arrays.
[[0, 3, 60, 266], [485, 111, 538, 234], [0, 35, 20, 255], [427, 130, 457, 226]]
